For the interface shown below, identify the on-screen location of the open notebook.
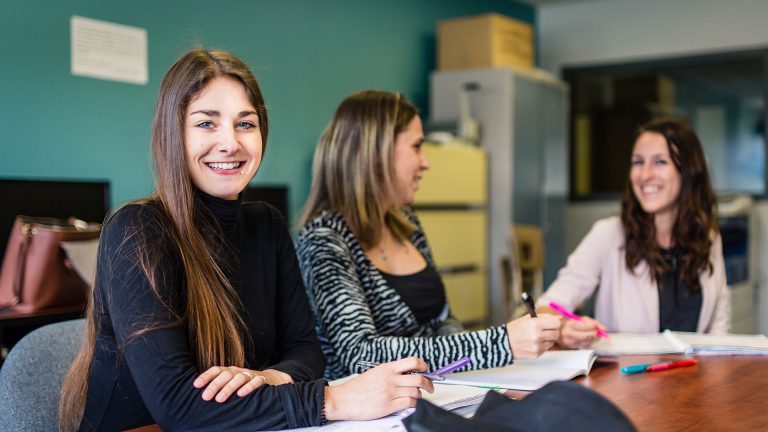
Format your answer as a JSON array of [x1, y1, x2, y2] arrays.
[[438, 350, 597, 391], [592, 330, 768, 356]]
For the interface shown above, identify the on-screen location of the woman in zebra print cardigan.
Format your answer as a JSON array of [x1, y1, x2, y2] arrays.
[[297, 90, 561, 379]]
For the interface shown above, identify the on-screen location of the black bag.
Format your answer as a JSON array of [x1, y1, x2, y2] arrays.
[[403, 381, 637, 432]]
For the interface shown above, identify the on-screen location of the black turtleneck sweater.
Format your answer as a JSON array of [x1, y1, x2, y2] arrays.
[[80, 193, 326, 431]]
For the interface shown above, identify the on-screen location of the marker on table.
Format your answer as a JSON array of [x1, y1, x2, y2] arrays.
[[433, 356, 472, 375], [522, 292, 537, 318], [356, 360, 446, 381], [646, 359, 698, 372], [548, 301, 610, 339], [621, 359, 698, 374], [620, 362, 663, 374]]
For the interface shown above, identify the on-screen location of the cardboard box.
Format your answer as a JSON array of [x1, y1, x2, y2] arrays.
[[438, 13, 533, 71]]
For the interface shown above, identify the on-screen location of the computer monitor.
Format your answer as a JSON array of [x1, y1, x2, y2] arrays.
[[0, 179, 110, 260]]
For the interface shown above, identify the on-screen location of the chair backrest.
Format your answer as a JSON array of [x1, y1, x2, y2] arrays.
[[0, 319, 84, 431], [510, 224, 544, 273], [507, 224, 545, 317]]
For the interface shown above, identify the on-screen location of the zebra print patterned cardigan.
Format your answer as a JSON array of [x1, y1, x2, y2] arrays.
[[297, 208, 513, 379]]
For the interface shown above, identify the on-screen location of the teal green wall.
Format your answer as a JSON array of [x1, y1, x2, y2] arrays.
[[1, 0, 534, 226]]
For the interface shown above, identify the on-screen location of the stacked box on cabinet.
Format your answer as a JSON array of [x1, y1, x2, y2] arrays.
[[437, 13, 534, 72]]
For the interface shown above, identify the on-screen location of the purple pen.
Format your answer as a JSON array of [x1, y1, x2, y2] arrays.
[[433, 356, 471, 375]]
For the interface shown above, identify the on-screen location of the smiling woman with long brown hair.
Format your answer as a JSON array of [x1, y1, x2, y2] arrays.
[[537, 117, 730, 349], [57, 49, 431, 432]]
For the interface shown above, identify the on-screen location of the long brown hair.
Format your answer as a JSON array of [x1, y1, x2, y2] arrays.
[[621, 117, 718, 290], [58, 49, 269, 431], [300, 90, 417, 248]]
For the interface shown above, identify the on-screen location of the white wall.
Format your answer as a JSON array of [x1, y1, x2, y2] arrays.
[[538, 0, 768, 334], [538, 0, 768, 74]]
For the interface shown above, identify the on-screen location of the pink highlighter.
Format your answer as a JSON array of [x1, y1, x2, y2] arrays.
[[549, 301, 610, 339]]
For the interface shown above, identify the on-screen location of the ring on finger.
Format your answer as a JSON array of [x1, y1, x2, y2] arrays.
[[242, 371, 267, 386]]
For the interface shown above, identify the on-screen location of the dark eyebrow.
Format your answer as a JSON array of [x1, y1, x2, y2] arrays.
[[188, 110, 258, 118], [189, 110, 219, 117]]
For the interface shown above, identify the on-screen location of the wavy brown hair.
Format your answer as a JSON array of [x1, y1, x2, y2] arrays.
[[621, 117, 718, 291], [58, 49, 269, 431], [300, 90, 418, 248]]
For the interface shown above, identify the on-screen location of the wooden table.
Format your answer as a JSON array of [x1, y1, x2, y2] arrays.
[[508, 355, 768, 431], [125, 354, 768, 432]]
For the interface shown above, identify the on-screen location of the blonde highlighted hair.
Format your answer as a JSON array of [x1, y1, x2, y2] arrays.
[[300, 90, 418, 247]]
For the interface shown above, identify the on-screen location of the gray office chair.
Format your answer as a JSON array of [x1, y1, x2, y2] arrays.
[[0, 319, 85, 431]]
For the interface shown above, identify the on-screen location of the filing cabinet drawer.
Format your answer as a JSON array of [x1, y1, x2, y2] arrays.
[[443, 272, 488, 326], [416, 211, 486, 268]]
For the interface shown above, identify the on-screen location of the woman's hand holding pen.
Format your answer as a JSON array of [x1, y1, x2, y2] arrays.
[[193, 366, 293, 402], [505, 314, 561, 359], [536, 302, 609, 349], [557, 315, 607, 349], [324, 357, 434, 421]]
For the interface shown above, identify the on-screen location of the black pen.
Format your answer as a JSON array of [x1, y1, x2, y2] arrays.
[[356, 361, 445, 381], [522, 292, 537, 318]]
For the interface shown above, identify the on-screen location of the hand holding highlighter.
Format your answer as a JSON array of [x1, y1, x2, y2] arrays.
[[549, 301, 610, 339], [433, 356, 471, 375]]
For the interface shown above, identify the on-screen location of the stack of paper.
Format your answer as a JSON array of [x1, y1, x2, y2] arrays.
[[437, 349, 598, 391], [419, 384, 490, 411], [670, 331, 768, 355], [592, 330, 768, 356]]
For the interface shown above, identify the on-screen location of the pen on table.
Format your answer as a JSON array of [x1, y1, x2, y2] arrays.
[[548, 301, 610, 339], [646, 359, 698, 372], [356, 360, 446, 381], [522, 292, 537, 318], [432, 356, 472, 375]]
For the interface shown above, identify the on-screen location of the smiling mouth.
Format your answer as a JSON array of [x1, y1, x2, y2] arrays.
[[206, 161, 243, 170]]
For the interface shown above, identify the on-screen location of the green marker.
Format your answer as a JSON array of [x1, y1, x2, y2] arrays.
[[620, 362, 661, 374]]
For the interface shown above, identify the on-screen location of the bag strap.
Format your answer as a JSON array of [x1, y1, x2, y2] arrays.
[[0, 223, 33, 311]]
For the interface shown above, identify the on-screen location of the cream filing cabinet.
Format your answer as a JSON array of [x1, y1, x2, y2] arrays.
[[413, 143, 488, 328]]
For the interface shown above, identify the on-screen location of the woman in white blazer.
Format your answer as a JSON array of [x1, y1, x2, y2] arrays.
[[538, 117, 730, 348]]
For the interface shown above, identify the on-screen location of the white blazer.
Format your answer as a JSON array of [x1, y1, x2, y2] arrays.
[[538, 217, 730, 334]]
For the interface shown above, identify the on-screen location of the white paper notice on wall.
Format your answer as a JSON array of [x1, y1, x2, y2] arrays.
[[71, 15, 148, 85]]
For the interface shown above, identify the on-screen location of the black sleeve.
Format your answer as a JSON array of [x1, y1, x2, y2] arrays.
[[101, 206, 326, 431], [261, 204, 325, 381]]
